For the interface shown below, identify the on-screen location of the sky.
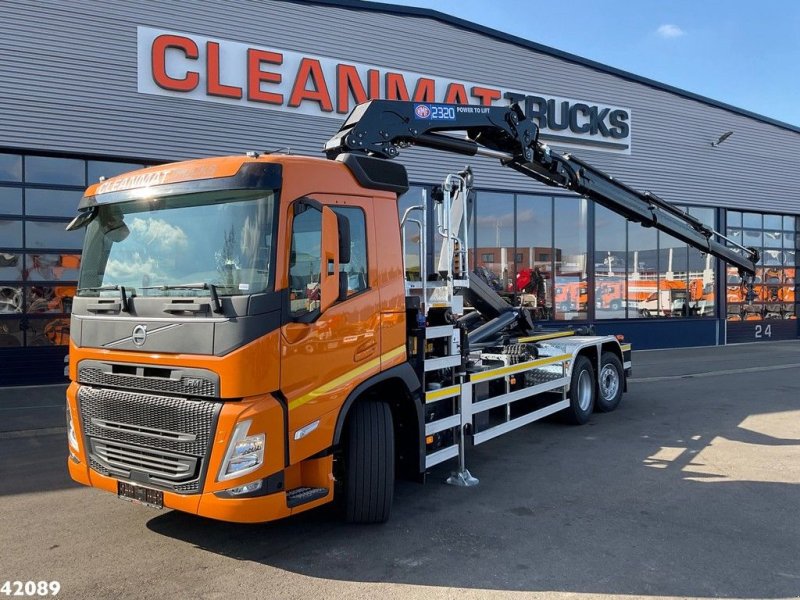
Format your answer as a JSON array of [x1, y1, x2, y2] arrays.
[[369, 0, 800, 127]]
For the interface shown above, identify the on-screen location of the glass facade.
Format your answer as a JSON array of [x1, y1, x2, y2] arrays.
[[0, 152, 144, 348], [726, 210, 797, 322]]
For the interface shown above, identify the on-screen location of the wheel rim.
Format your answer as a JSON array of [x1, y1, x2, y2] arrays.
[[577, 369, 592, 411], [599, 364, 620, 401]]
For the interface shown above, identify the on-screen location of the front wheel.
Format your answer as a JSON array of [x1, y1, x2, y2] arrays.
[[343, 401, 394, 524], [563, 355, 595, 425], [596, 352, 624, 412]]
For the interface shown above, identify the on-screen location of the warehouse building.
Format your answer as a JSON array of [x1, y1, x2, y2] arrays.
[[1, 0, 798, 385]]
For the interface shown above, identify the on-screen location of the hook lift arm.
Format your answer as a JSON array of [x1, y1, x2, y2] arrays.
[[325, 99, 759, 292]]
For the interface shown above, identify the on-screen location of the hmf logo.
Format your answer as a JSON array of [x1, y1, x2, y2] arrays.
[[137, 26, 632, 153]]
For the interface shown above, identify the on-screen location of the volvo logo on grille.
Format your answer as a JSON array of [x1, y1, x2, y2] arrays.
[[132, 325, 147, 346]]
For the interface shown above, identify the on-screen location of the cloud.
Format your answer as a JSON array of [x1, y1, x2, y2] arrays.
[[656, 24, 685, 39]]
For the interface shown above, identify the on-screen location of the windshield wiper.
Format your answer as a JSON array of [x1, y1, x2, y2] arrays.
[[139, 282, 223, 314], [77, 284, 129, 312]]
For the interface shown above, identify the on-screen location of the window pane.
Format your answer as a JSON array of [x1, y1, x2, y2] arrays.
[[659, 232, 689, 318], [726, 210, 741, 228], [0, 252, 23, 280], [742, 229, 762, 248], [0, 285, 23, 313], [742, 212, 761, 229], [332, 207, 368, 295], [687, 206, 715, 228], [764, 214, 782, 230], [25, 156, 85, 186], [26, 316, 71, 346], [783, 216, 795, 231], [398, 186, 426, 281], [87, 161, 142, 184], [0, 154, 22, 182], [0, 186, 23, 215], [594, 205, 626, 319], [764, 228, 782, 249], [554, 197, 587, 320], [25, 253, 81, 281], [0, 318, 24, 347], [627, 224, 657, 318], [25, 221, 84, 249], [26, 188, 83, 217], [515, 194, 551, 308], [688, 248, 715, 317], [28, 285, 75, 313], [0, 219, 23, 248], [475, 192, 514, 293], [289, 207, 321, 316]]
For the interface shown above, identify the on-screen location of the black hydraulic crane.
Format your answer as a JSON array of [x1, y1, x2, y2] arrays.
[[324, 99, 758, 284]]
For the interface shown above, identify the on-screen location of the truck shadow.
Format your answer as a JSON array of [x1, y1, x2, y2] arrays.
[[146, 369, 800, 598]]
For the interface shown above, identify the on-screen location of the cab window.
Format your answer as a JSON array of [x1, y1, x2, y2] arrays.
[[332, 206, 368, 295]]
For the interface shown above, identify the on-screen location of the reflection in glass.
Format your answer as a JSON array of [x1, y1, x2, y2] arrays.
[[26, 221, 84, 249], [0, 219, 23, 248], [26, 317, 70, 346], [0, 318, 23, 347], [742, 212, 762, 229], [726, 210, 741, 228], [627, 225, 657, 319], [783, 216, 795, 232], [25, 156, 85, 186], [764, 214, 782, 230], [515, 194, 551, 309], [0, 187, 23, 215], [25, 253, 81, 281], [28, 285, 76, 313], [554, 197, 587, 320], [25, 189, 84, 217], [594, 205, 626, 319], [0, 155, 22, 182], [0, 252, 23, 280], [475, 192, 514, 293], [79, 190, 277, 297], [88, 161, 143, 184], [658, 232, 689, 318], [0, 286, 23, 313]]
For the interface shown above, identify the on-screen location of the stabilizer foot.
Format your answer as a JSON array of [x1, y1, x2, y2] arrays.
[[446, 469, 479, 487]]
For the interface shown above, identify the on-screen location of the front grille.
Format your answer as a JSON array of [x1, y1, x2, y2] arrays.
[[79, 386, 220, 494], [78, 361, 218, 398]]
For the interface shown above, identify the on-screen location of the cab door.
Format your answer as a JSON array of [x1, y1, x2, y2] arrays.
[[280, 195, 380, 463]]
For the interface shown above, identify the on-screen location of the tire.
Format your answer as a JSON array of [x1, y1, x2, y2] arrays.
[[343, 401, 394, 524], [563, 355, 595, 425], [610, 300, 621, 311], [596, 352, 624, 413]]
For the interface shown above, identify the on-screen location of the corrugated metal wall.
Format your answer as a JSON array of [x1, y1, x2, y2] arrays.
[[1, 0, 798, 212]]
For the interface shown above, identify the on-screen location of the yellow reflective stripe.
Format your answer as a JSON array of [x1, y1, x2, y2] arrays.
[[516, 331, 575, 343], [288, 345, 406, 410], [425, 384, 461, 403], [470, 353, 571, 383], [620, 344, 632, 352]]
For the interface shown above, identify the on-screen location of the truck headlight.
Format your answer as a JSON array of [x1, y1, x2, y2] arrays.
[[66, 403, 79, 452], [218, 420, 265, 481]]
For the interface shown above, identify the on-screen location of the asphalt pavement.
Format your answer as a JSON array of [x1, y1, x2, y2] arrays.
[[1, 342, 800, 600]]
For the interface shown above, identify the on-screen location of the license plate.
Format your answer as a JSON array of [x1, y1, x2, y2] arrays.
[[117, 481, 163, 509]]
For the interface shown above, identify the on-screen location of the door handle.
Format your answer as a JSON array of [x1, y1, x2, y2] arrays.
[[353, 339, 377, 362]]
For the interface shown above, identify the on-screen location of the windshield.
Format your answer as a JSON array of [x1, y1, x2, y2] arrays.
[[78, 190, 277, 297]]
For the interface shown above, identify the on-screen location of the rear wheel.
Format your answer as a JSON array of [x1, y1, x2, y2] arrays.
[[343, 401, 394, 524], [563, 355, 595, 425], [596, 352, 624, 412]]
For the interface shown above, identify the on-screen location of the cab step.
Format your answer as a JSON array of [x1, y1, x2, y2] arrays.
[[286, 486, 328, 508]]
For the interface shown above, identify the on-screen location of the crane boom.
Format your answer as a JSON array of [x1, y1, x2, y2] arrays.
[[324, 99, 758, 278]]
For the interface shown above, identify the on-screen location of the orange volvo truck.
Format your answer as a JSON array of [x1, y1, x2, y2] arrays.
[[64, 99, 759, 523]]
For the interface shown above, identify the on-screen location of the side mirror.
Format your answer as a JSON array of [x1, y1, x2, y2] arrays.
[[319, 206, 340, 314]]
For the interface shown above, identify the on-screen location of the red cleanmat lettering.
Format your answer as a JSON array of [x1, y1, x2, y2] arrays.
[[151, 34, 199, 92], [248, 48, 283, 104], [444, 83, 468, 104], [336, 64, 368, 114], [206, 41, 242, 99], [385, 72, 409, 101], [471, 86, 501, 106], [289, 58, 333, 112], [412, 78, 435, 102], [367, 69, 380, 99]]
